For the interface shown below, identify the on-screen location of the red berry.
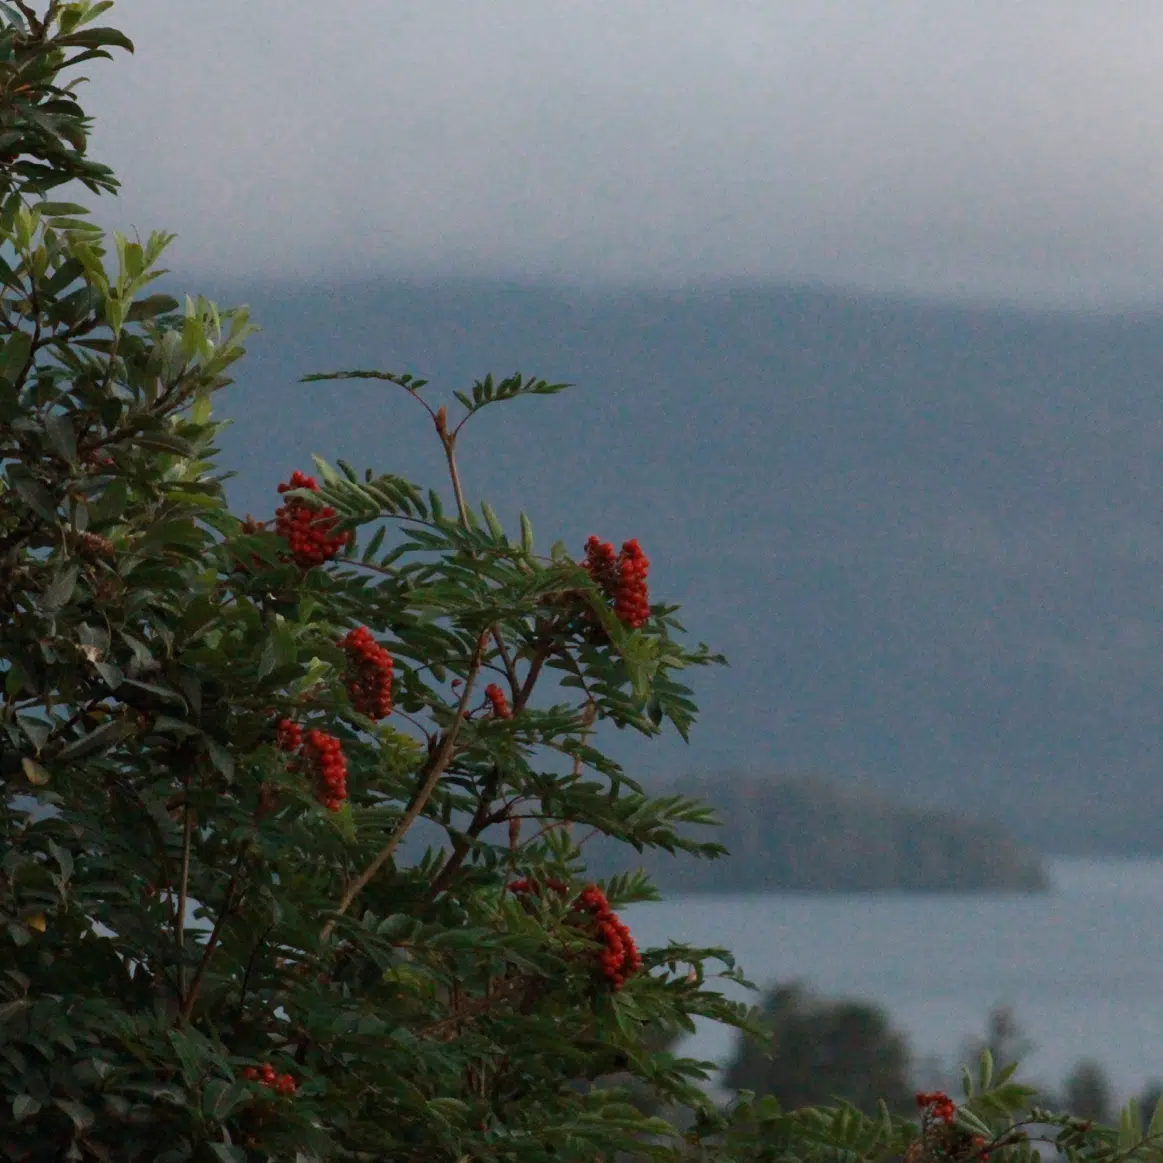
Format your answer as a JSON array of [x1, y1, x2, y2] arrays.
[[303, 729, 348, 810], [275, 718, 303, 752], [571, 882, 641, 989], [340, 626, 394, 719], [484, 683, 512, 720], [273, 471, 350, 568], [613, 539, 650, 629], [583, 535, 651, 629]]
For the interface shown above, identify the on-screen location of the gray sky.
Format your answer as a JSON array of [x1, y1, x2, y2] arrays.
[[83, 1, 1163, 306]]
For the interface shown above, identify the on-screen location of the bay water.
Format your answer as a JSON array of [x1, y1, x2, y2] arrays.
[[622, 858, 1163, 1104]]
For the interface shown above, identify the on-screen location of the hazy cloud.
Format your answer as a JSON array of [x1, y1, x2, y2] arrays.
[[83, 2, 1163, 305]]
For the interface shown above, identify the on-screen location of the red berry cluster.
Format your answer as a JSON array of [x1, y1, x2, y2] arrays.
[[275, 718, 302, 752], [341, 626, 394, 719], [582, 536, 651, 629], [243, 1063, 297, 1095], [572, 884, 642, 991], [485, 683, 513, 719], [916, 1091, 957, 1123], [582, 536, 618, 588], [613, 539, 650, 628], [274, 470, 350, 568], [276, 719, 348, 811], [509, 877, 568, 897], [304, 729, 347, 812]]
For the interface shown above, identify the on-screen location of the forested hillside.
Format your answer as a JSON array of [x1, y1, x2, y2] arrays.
[[185, 276, 1163, 858], [585, 773, 1049, 892]]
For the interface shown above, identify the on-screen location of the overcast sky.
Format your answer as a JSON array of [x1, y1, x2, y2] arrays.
[[81, 2, 1163, 306]]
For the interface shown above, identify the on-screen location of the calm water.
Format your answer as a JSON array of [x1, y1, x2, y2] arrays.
[[622, 859, 1163, 1103]]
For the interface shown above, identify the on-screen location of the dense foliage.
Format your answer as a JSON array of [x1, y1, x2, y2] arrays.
[[2, 5, 1163, 1162]]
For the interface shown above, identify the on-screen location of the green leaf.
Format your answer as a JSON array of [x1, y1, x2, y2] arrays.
[[1148, 1089, 1163, 1140], [520, 512, 534, 554], [197, 735, 234, 784], [481, 501, 504, 540], [208, 1147, 246, 1163], [122, 678, 188, 709], [203, 1078, 249, 1121], [9, 472, 59, 522], [91, 477, 128, 523], [21, 758, 50, 786], [190, 391, 212, 425], [93, 660, 123, 689], [55, 26, 135, 53], [12, 1094, 40, 1120], [41, 563, 79, 610], [1120, 1100, 1141, 1149], [257, 636, 278, 680], [126, 292, 179, 322], [53, 1098, 94, 1130], [44, 410, 77, 463], [977, 1046, 993, 1092], [48, 840, 73, 883], [55, 716, 134, 760], [361, 523, 387, 562], [36, 202, 91, 216], [0, 329, 31, 384]]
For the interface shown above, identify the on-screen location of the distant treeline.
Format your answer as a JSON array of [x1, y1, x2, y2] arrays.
[[585, 773, 1049, 893]]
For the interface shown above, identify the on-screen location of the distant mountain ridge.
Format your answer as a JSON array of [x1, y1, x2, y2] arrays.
[[583, 773, 1049, 893], [180, 275, 1163, 858]]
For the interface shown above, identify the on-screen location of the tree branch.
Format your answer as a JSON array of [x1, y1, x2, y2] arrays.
[[319, 635, 487, 943], [175, 774, 193, 1004]]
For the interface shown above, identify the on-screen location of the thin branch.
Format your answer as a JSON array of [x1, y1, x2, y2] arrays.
[[236, 920, 275, 1019], [571, 700, 598, 782], [440, 427, 470, 525], [425, 764, 505, 899], [416, 973, 531, 1041], [320, 635, 487, 943], [179, 844, 246, 1020], [491, 625, 519, 699], [175, 775, 193, 1003], [513, 633, 556, 715]]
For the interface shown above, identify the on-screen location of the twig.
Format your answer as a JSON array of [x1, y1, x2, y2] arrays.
[[179, 845, 246, 1020], [236, 920, 275, 1018], [438, 420, 470, 526], [425, 765, 506, 899], [175, 776, 193, 1003], [417, 973, 531, 1041]]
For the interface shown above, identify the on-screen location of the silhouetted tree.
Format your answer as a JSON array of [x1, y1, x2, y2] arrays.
[[955, 1005, 1035, 1082], [1139, 1081, 1163, 1127], [1062, 1060, 1113, 1124], [724, 982, 914, 1114]]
